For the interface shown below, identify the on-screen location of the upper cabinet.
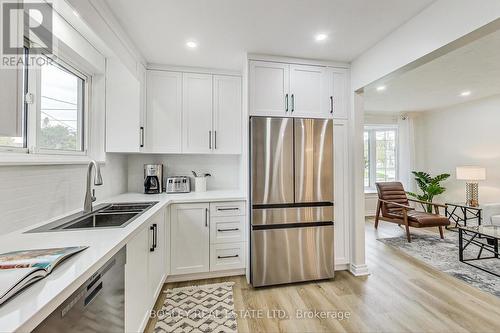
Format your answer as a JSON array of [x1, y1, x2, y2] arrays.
[[249, 61, 289, 117], [146, 70, 182, 153], [106, 58, 142, 152], [182, 73, 213, 153], [249, 60, 349, 120], [213, 75, 242, 154]]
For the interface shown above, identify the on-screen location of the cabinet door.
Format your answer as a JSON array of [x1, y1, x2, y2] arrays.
[[334, 121, 349, 266], [146, 70, 182, 153], [125, 226, 149, 333], [213, 75, 242, 154], [249, 61, 289, 116], [331, 68, 349, 119], [148, 209, 166, 300], [106, 58, 142, 152], [182, 73, 213, 153], [289, 64, 330, 118], [170, 203, 210, 275]]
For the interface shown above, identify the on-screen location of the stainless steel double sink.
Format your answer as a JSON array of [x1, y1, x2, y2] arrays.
[[27, 202, 158, 233]]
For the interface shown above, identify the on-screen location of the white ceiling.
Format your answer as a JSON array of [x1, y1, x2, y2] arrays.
[[364, 29, 500, 112], [104, 0, 435, 70]]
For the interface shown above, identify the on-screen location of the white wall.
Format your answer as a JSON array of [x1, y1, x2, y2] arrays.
[[0, 154, 128, 235], [127, 154, 241, 193], [414, 94, 500, 204]]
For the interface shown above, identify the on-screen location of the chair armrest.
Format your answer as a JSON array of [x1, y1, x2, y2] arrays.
[[408, 198, 447, 208], [378, 199, 414, 211]]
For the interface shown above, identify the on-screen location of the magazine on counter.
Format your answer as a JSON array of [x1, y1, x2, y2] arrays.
[[0, 247, 88, 305]]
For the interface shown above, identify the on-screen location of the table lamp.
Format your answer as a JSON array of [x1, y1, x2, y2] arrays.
[[456, 166, 486, 207]]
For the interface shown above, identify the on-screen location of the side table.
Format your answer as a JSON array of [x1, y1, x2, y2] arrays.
[[445, 203, 482, 231]]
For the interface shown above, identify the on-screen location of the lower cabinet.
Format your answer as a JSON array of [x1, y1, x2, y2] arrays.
[[170, 201, 246, 276], [125, 208, 166, 332]]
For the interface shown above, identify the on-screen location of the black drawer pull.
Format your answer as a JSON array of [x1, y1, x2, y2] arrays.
[[217, 207, 239, 211], [217, 228, 239, 232], [218, 254, 239, 259]]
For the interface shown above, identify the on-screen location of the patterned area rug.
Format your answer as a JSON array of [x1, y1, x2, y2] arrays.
[[378, 232, 500, 297], [154, 282, 238, 333]]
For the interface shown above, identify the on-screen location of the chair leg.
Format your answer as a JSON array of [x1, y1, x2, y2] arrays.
[[403, 210, 411, 242], [374, 200, 381, 229], [438, 226, 444, 239]]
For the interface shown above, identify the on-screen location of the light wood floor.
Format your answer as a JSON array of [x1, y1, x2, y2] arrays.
[[145, 220, 500, 333]]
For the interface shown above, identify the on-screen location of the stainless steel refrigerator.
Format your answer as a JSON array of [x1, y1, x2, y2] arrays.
[[250, 116, 334, 287]]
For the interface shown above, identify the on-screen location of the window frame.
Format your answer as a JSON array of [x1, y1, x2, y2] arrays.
[[0, 45, 91, 157], [364, 124, 399, 192]]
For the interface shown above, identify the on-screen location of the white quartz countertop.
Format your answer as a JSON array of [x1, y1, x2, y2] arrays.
[[0, 190, 246, 333]]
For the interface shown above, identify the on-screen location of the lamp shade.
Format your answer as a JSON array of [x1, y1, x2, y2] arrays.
[[456, 166, 486, 181]]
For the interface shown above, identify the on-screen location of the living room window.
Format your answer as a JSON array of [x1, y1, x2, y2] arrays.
[[364, 125, 398, 191], [0, 47, 89, 156]]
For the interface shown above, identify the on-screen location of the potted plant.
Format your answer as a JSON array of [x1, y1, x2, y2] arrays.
[[407, 171, 450, 213]]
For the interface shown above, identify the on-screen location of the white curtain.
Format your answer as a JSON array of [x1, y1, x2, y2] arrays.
[[398, 114, 416, 192]]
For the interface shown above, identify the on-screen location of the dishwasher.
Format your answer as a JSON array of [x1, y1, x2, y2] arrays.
[[34, 247, 126, 333]]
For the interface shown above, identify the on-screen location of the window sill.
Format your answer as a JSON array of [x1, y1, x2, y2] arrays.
[[364, 189, 378, 195], [0, 153, 105, 166]]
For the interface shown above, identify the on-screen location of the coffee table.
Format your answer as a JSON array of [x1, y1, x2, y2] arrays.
[[459, 225, 500, 277]]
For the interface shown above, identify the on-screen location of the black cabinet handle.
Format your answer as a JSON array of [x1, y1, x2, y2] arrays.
[[217, 228, 239, 232], [153, 223, 157, 249], [205, 208, 209, 227], [214, 130, 217, 149], [218, 254, 239, 259], [209, 131, 212, 149], [285, 94, 289, 112], [217, 207, 239, 211], [149, 225, 155, 252], [140, 127, 144, 148], [330, 96, 333, 114], [291, 94, 295, 112]]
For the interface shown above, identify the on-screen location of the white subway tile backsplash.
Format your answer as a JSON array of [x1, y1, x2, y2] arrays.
[[0, 154, 128, 235]]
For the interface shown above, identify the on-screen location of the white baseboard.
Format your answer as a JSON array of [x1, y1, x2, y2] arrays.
[[349, 263, 370, 276], [334, 263, 349, 271], [165, 269, 246, 283]]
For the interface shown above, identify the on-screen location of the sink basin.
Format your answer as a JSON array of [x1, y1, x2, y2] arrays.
[[61, 212, 139, 229], [27, 202, 158, 233]]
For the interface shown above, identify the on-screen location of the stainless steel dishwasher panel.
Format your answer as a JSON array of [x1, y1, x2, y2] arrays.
[[34, 247, 126, 333]]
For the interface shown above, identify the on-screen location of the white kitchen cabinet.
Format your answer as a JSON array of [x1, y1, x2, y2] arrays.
[[147, 208, 166, 300], [249, 61, 290, 116], [146, 70, 182, 153], [210, 242, 246, 271], [182, 73, 213, 153], [170, 203, 210, 275], [210, 215, 245, 244], [289, 64, 330, 118], [213, 75, 242, 154], [334, 120, 349, 266], [106, 58, 142, 152], [125, 225, 149, 333], [330, 68, 349, 119]]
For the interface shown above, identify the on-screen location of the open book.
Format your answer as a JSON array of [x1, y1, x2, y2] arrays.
[[0, 247, 88, 306]]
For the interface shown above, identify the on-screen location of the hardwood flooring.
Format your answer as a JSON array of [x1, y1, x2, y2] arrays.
[[145, 220, 500, 332]]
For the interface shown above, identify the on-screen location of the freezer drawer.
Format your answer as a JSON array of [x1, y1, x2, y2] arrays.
[[252, 205, 333, 226], [251, 225, 334, 287]]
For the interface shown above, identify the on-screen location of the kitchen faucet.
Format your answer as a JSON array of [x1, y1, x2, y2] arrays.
[[84, 160, 103, 213]]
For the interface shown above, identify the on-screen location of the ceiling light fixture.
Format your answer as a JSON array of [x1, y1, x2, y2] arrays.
[[315, 33, 328, 42], [460, 90, 471, 97], [376, 85, 386, 92], [186, 41, 198, 49]]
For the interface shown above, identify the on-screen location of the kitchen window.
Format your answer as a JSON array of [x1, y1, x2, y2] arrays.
[[364, 125, 398, 191], [0, 47, 89, 156]]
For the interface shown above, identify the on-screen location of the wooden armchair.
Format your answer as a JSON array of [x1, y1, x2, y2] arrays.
[[375, 182, 450, 242]]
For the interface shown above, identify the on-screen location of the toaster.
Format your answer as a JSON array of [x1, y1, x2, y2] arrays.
[[166, 176, 191, 193]]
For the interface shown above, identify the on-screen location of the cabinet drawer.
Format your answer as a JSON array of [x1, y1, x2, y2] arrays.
[[210, 216, 245, 244], [210, 243, 245, 271], [210, 201, 245, 217]]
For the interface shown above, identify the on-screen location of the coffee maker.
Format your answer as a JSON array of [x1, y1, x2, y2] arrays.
[[144, 164, 163, 194]]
